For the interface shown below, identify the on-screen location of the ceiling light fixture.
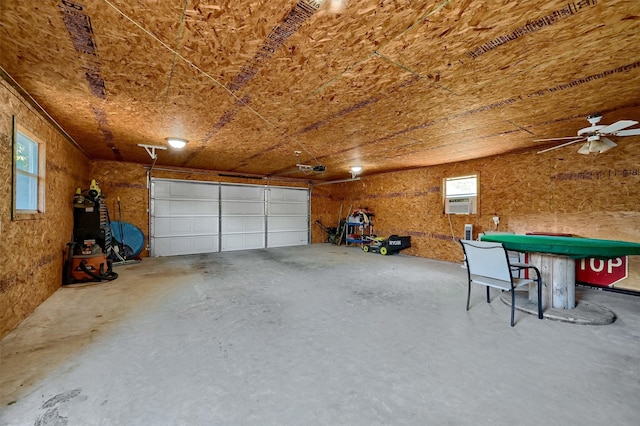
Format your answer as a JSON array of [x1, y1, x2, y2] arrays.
[[350, 166, 362, 179], [166, 137, 188, 149], [328, 0, 347, 13], [577, 136, 616, 154]]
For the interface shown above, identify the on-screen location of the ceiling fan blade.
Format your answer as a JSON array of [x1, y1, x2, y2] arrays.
[[533, 136, 581, 142], [599, 120, 638, 134], [536, 138, 585, 154], [615, 128, 640, 137], [578, 125, 605, 136]]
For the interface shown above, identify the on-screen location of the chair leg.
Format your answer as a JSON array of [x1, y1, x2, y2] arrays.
[[486, 286, 490, 303], [511, 289, 515, 327], [537, 276, 543, 320], [466, 283, 471, 311]]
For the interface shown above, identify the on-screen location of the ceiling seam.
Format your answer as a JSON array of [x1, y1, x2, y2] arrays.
[[295, 0, 452, 105], [162, 0, 189, 108], [372, 51, 421, 76], [101, 0, 320, 165], [101, 0, 232, 96]]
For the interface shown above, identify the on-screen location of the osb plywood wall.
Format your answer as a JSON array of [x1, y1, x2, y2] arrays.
[[312, 142, 640, 292], [90, 161, 310, 257], [88, 161, 150, 257], [0, 78, 90, 339]]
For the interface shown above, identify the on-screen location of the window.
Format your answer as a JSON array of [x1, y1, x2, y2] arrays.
[[443, 174, 478, 214], [13, 123, 45, 217]]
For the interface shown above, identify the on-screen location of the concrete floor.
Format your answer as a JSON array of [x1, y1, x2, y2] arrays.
[[1, 244, 639, 426]]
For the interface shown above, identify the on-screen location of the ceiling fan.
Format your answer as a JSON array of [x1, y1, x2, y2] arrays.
[[536, 114, 640, 154]]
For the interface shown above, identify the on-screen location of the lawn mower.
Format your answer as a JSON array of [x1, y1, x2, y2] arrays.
[[362, 235, 411, 255]]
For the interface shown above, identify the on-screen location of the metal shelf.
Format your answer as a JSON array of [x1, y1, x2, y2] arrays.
[[345, 221, 373, 247]]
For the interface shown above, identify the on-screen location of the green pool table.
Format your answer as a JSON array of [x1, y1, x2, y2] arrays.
[[479, 234, 640, 259], [479, 234, 640, 309]]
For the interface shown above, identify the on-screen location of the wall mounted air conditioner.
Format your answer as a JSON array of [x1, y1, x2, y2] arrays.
[[445, 197, 472, 214]]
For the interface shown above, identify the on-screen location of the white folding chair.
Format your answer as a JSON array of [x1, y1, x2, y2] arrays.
[[480, 231, 524, 277], [460, 240, 543, 326]]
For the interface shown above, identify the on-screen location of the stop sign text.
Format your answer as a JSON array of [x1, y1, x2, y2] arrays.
[[576, 256, 628, 287]]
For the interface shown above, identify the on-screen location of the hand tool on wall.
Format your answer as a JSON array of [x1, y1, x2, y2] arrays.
[[337, 203, 352, 246], [117, 197, 126, 259]]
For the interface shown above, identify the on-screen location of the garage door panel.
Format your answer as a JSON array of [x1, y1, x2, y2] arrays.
[[222, 185, 263, 200], [222, 233, 265, 251], [268, 231, 308, 248], [268, 213, 308, 247], [155, 181, 219, 199], [154, 237, 191, 254], [154, 217, 218, 237], [222, 216, 264, 233], [221, 201, 264, 215], [268, 202, 308, 215], [193, 201, 218, 215], [268, 216, 286, 230], [193, 237, 218, 251], [269, 187, 307, 202], [154, 235, 219, 256], [152, 179, 220, 257], [267, 187, 308, 247], [154, 217, 192, 235], [220, 185, 266, 252], [155, 199, 218, 216], [268, 216, 307, 231], [194, 217, 218, 233]]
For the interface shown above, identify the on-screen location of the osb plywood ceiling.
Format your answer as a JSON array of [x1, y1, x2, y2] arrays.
[[1, 0, 639, 181]]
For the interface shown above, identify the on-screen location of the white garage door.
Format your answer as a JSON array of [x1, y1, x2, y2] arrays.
[[267, 187, 309, 248], [151, 179, 220, 256], [220, 184, 266, 251], [151, 179, 308, 256]]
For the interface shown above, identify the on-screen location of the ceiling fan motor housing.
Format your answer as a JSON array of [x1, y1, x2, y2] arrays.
[[578, 125, 605, 136], [587, 113, 603, 125]]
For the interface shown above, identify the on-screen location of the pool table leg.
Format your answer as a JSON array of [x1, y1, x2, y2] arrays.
[[529, 253, 576, 309]]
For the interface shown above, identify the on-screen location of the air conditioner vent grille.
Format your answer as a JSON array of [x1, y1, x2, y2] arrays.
[[446, 197, 472, 214]]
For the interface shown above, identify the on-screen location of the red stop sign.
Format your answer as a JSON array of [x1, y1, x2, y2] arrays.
[[576, 256, 628, 287]]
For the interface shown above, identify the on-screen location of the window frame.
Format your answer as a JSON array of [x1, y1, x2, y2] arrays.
[[443, 174, 479, 215], [12, 118, 46, 220]]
